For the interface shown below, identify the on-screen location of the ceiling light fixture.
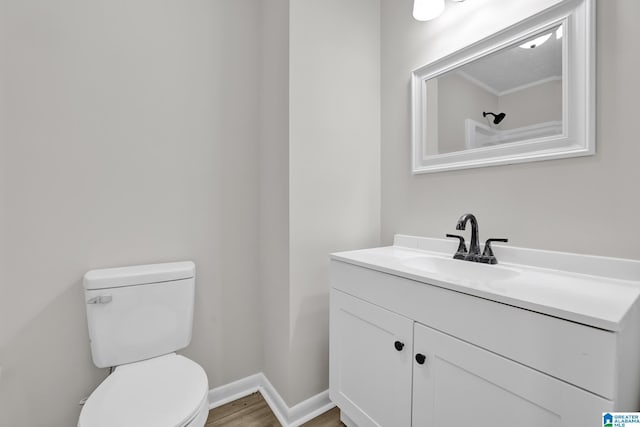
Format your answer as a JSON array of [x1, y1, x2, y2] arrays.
[[413, 0, 466, 22]]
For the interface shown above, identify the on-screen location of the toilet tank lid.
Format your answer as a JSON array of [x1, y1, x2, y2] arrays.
[[83, 261, 195, 290]]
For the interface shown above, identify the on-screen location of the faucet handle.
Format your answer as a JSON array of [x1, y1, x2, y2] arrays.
[[446, 234, 467, 260], [481, 238, 508, 264]]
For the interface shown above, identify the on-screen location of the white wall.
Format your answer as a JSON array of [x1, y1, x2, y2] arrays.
[[259, 0, 291, 403], [259, 0, 381, 407], [381, 0, 640, 260], [0, 1, 263, 425], [288, 0, 381, 405], [0, 1, 380, 424]]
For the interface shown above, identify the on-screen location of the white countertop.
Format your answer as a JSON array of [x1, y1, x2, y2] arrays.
[[331, 235, 640, 331]]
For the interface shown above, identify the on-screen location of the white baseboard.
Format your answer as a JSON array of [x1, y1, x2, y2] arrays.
[[207, 373, 262, 409], [208, 373, 335, 427]]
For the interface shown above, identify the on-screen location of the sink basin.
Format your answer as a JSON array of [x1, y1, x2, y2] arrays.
[[402, 256, 520, 282], [331, 234, 640, 332]]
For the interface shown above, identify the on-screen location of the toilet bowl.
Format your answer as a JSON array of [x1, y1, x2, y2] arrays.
[[78, 262, 209, 427], [78, 354, 209, 427]]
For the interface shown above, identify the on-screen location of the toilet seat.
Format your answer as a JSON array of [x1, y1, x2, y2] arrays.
[[78, 353, 209, 427]]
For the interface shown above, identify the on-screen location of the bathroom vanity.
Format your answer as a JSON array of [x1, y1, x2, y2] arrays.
[[329, 235, 640, 427]]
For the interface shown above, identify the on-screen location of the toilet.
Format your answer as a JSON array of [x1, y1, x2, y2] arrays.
[[78, 261, 209, 427]]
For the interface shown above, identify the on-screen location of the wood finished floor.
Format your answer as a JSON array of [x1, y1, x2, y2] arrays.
[[205, 392, 343, 427]]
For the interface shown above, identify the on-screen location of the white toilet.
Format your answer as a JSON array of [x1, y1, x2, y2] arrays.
[[78, 261, 209, 427]]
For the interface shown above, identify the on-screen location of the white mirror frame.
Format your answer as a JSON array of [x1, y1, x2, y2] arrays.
[[411, 0, 594, 174]]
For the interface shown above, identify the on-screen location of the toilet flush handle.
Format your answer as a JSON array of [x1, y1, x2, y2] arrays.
[[87, 295, 112, 304]]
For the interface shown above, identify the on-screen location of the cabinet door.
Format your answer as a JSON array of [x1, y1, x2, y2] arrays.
[[330, 290, 413, 427], [412, 323, 613, 427]]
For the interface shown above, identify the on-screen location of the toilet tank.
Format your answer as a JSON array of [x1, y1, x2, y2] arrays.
[[83, 261, 195, 368]]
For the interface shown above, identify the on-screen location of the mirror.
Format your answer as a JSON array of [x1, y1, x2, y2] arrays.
[[412, 0, 594, 174], [431, 24, 563, 155]]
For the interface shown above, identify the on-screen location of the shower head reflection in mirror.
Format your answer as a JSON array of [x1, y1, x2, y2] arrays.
[[483, 112, 506, 125]]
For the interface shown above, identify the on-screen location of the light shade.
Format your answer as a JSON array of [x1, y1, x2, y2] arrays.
[[413, 0, 445, 21]]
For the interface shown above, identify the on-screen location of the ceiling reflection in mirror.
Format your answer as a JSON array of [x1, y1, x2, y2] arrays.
[[425, 24, 563, 156]]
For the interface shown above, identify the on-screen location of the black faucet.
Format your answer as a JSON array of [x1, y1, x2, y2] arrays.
[[456, 213, 481, 261], [446, 213, 509, 264], [481, 238, 509, 264]]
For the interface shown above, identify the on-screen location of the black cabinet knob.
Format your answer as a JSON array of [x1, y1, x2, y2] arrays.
[[415, 353, 426, 365], [394, 341, 405, 351]]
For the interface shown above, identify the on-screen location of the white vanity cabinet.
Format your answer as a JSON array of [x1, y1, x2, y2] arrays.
[[329, 238, 640, 427], [411, 321, 610, 427], [330, 290, 413, 427], [331, 288, 611, 427]]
